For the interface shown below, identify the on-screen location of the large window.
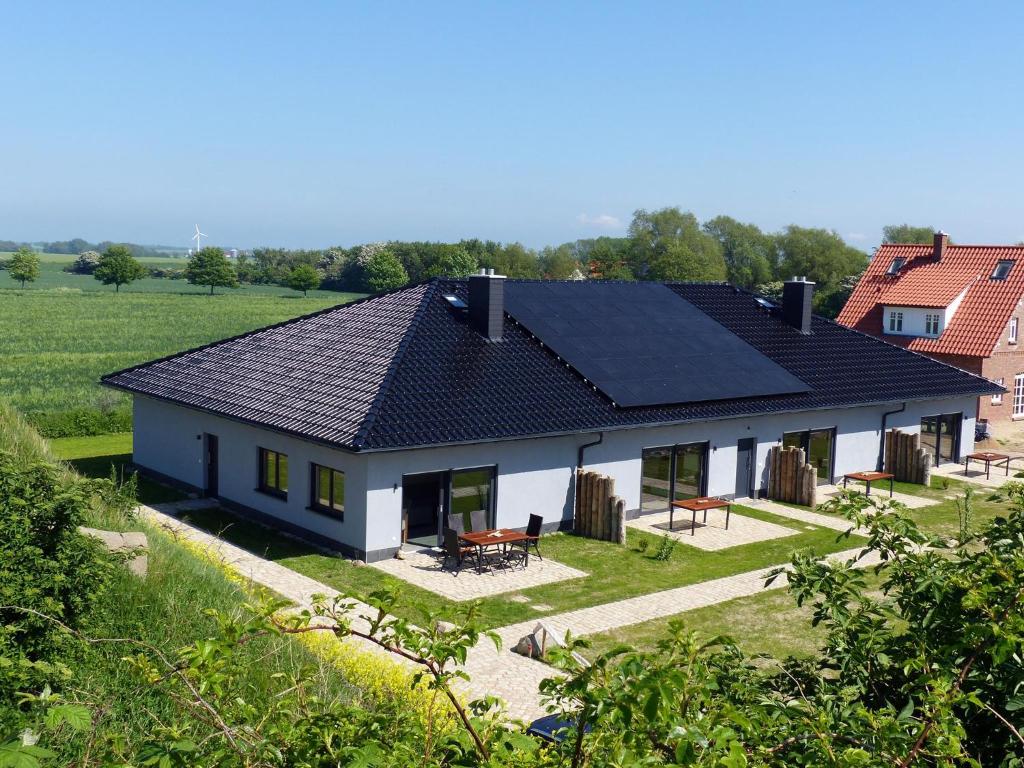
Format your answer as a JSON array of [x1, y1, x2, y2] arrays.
[[258, 448, 288, 498], [925, 313, 940, 336], [641, 443, 708, 514], [888, 311, 903, 333], [1015, 374, 1024, 418], [782, 428, 834, 485], [920, 414, 961, 465], [450, 467, 495, 529], [310, 463, 344, 518]]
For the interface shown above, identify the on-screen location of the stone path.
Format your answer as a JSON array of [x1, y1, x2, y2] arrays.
[[141, 500, 881, 722], [626, 509, 797, 550], [369, 546, 587, 601], [933, 462, 1014, 489]]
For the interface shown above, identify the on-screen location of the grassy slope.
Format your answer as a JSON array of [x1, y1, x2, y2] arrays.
[[0, 404, 356, 760], [175, 503, 863, 630], [0, 256, 362, 416]]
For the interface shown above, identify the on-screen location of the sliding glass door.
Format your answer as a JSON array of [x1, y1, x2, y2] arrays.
[[920, 414, 961, 466], [641, 442, 708, 513], [782, 428, 835, 486]]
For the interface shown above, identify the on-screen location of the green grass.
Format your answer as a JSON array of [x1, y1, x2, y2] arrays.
[[50, 432, 187, 506], [0, 255, 363, 423], [582, 478, 1016, 659], [175, 503, 864, 630]]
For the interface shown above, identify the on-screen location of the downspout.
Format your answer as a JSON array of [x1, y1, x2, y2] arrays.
[[573, 433, 604, 524], [878, 402, 906, 471]]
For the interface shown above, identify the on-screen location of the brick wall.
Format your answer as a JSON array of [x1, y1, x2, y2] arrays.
[[979, 299, 1024, 424]]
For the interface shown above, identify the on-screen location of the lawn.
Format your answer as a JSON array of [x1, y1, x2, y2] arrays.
[[0, 255, 362, 432], [172, 502, 863, 630]]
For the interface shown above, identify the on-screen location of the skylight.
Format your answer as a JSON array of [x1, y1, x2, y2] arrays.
[[991, 260, 1015, 280], [886, 257, 906, 276], [443, 294, 467, 309]]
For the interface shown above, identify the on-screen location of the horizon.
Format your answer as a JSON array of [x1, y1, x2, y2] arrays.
[[4, 1, 1024, 252]]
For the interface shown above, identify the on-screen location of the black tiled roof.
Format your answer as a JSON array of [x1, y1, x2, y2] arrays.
[[103, 279, 1002, 452]]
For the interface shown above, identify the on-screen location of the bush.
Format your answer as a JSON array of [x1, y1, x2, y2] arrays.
[[62, 251, 101, 275], [26, 406, 132, 438]]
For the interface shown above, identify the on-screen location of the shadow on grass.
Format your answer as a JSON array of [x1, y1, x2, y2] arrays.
[[69, 453, 187, 506], [176, 506, 325, 563]]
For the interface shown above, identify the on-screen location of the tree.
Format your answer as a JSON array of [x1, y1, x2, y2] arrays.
[[628, 208, 727, 282], [883, 223, 939, 244], [775, 225, 867, 304], [185, 247, 239, 295], [424, 244, 477, 278], [8, 246, 40, 288], [363, 249, 408, 293], [702, 215, 775, 288], [286, 264, 321, 296], [64, 250, 101, 275], [538, 244, 582, 279], [93, 245, 147, 292]]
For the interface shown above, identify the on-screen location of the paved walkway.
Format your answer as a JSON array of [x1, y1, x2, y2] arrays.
[[141, 500, 882, 722], [626, 509, 797, 550]]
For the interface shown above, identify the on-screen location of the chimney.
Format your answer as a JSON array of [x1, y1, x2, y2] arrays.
[[781, 276, 814, 334], [468, 268, 505, 341], [933, 231, 948, 261]]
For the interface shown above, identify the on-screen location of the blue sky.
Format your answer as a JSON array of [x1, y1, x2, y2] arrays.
[[3, 1, 1023, 250]]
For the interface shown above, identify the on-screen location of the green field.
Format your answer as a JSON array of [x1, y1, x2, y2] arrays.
[[0, 253, 363, 434]]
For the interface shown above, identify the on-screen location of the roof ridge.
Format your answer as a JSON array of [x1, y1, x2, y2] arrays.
[[99, 280, 437, 385], [348, 281, 440, 449]]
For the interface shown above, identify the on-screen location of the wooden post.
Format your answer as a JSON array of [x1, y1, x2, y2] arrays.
[[604, 477, 616, 541], [581, 472, 591, 537], [615, 498, 626, 545]]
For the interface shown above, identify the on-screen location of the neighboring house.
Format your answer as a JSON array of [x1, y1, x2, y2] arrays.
[[103, 274, 998, 562], [837, 232, 1024, 430]]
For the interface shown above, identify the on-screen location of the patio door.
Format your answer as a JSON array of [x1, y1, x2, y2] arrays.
[[782, 428, 835, 485], [401, 466, 496, 547], [640, 442, 708, 514], [920, 414, 961, 466]]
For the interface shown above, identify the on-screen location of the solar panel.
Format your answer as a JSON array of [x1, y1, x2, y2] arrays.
[[504, 282, 809, 407]]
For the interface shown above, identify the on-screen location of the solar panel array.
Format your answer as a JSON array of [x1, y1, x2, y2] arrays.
[[503, 281, 810, 407]]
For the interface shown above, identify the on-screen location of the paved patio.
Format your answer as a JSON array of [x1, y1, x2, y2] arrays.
[[933, 461, 1015, 489], [625, 509, 797, 550], [369, 546, 588, 601], [818, 483, 939, 509]]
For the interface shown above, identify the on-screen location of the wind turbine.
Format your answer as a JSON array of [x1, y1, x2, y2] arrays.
[[192, 224, 207, 253]]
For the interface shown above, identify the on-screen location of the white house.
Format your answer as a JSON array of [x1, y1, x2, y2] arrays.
[[104, 275, 999, 561]]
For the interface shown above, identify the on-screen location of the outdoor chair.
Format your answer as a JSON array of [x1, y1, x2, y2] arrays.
[[469, 509, 488, 533], [441, 528, 474, 573], [522, 513, 544, 559], [447, 513, 465, 534]]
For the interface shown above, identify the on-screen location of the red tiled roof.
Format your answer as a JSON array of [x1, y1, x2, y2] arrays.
[[836, 243, 1024, 358]]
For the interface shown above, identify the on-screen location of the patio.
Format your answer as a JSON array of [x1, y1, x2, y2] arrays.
[[625, 508, 798, 551], [370, 545, 589, 601]]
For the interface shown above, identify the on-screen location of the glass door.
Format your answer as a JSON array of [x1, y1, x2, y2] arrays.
[[449, 467, 496, 531], [640, 447, 672, 514], [673, 443, 707, 502], [781, 428, 835, 486], [640, 443, 708, 513], [920, 414, 961, 466]]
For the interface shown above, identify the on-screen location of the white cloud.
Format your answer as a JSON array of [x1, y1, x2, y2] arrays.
[[576, 213, 622, 230], [846, 232, 867, 241]]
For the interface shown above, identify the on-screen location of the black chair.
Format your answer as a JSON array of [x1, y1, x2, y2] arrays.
[[442, 528, 474, 573], [447, 513, 465, 534], [518, 514, 543, 560], [469, 509, 489, 533]]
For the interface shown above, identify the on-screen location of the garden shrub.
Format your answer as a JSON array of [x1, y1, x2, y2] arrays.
[[26, 406, 132, 438]]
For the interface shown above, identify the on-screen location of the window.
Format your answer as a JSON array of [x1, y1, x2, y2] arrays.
[[885, 257, 906, 276], [992, 260, 1015, 280], [925, 313, 940, 336], [450, 467, 495, 529], [920, 414, 961, 465], [888, 310, 903, 333], [782, 428, 835, 485], [1010, 317, 1019, 344], [992, 378, 1004, 405], [258, 448, 288, 497], [1015, 374, 1024, 417], [310, 464, 345, 518], [640, 443, 708, 513]]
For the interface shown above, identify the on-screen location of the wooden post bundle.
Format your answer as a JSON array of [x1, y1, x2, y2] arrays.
[[573, 469, 626, 544], [767, 445, 816, 506], [885, 429, 931, 485]]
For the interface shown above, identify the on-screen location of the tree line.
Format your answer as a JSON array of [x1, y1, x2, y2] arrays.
[[4, 214, 948, 315], [0, 237, 183, 259]]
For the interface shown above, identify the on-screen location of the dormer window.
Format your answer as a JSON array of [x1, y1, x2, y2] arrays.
[[925, 313, 940, 336], [888, 310, 903, 332], [886, 257, 906, 276], [992, 260, 1015, 280]]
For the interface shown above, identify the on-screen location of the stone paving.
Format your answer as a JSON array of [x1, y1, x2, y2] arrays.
[[625, 509, 797, 550], [819, 483, 940, 509], [933, 462, 1014, 489], [141, 500, 885, 722], [369, 546, 588, 601]]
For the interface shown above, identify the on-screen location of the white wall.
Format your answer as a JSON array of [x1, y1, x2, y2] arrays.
[[133, 396, 370, 556], [135, 393, 977, 560]]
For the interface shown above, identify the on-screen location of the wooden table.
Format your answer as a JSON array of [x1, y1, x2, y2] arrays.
[[459, 529, 531, 570], [842, 471, 894, 497], [669, 497, 732, 536], [965, 452, 1010, 480]]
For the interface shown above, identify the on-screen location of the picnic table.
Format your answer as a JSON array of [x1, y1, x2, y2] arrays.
[[964, 451, 1010, 480], [842, 470, 894, 497], [459, 528, 531, 569], [669, 497, 732, 536]]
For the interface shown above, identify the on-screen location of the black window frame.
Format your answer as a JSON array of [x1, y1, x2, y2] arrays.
[[639, 441, 709, 514], [992, 260, 1015, 280], [258, 447, 288, 499], [309, 463, 345, 519], [781, 427, 836, 486], [886, 257, 906, 276]]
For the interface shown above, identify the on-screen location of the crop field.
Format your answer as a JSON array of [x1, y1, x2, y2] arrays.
[[1, 253, 362, 434]]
